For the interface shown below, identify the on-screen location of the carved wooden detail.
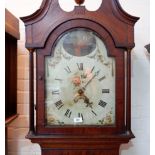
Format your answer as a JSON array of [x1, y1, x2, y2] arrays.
[[75, 0, 85, 6]]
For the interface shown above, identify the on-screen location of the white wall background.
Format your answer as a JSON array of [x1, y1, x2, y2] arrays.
[[5, 0, 150, 155]]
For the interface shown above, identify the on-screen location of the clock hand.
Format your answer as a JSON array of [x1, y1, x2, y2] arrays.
[[73, 89, 93, 108], [73, 89, 85, 103], [73, 70, 102, 107], [82, 70, 100, 91], [83, 95, 93, 108]]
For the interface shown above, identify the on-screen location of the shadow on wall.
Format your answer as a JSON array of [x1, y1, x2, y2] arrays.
[[120, 141, 134, 154], [144, 44, 150, 61]]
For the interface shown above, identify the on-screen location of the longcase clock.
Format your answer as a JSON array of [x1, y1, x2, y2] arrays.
[[21, 0, 139, 155]]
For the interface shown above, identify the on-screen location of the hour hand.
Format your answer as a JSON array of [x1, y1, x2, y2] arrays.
[[73, 89, 93, 108], [83, 95, 93, 108], [73, 89, 85, 103]]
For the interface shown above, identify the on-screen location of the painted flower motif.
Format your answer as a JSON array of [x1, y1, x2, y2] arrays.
[[105, 114, 112, 124], [98, 110, 113, 125], [57, 121, 64, 125], [98, 119, 105, 125], [47, 49, 62, 68], [72, 76, 81, 86], [47, 115, 56, 124]]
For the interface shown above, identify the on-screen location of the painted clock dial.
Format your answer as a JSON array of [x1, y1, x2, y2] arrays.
[[45, 28, 115, 125]]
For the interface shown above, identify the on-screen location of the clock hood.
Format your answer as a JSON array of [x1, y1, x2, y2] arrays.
[[20, 0, 139, 50]]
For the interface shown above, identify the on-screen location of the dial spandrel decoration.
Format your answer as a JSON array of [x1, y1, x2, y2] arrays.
[[45, 28, 115, 126]]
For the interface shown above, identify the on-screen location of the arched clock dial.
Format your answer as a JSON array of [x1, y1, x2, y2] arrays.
[[45, 28, 115, 125]]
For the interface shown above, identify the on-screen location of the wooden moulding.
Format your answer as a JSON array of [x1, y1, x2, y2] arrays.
[[5, 8, 20, 40]]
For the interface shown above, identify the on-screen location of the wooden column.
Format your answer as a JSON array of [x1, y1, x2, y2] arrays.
[[126, 48, 132, 131], [28, 49, 35, 133]]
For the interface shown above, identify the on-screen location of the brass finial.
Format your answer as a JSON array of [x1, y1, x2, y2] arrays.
[[75, 0, 85, 6]]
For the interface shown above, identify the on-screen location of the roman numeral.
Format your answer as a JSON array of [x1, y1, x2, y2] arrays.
[[91, 66, 95, 73], [78, 113, 84, 120], [95, 70, 100, 76], [64, 66, 71, 73], [81, 73, 87, 79], [55, 78, 63, 82], [91, 110, 97, 116], [98, 76, 105, 82], [102, 89, 110, 93], [55, 100, 64, 110], [98, 100, 107, 108], [77, 63, 83, 71], [64, 109, 72, 118], [52, 90, 60, 95]]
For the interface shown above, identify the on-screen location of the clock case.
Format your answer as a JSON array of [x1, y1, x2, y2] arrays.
[[21, 0, 139, 154]]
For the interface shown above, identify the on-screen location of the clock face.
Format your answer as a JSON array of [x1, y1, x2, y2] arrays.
[[45, 28, 115, 126]]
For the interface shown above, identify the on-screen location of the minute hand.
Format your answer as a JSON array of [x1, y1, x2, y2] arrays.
[[82, 70, 100, 91]]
